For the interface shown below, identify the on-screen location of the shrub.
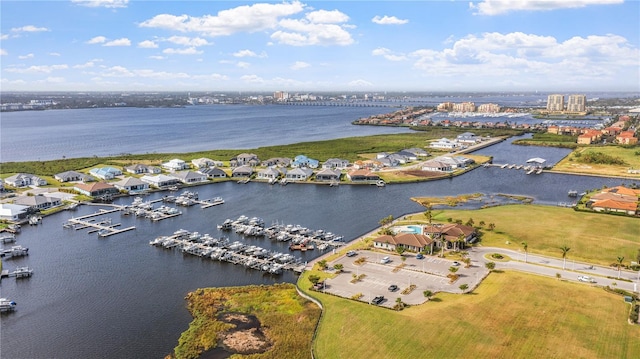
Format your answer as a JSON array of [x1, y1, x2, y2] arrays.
[[491, 253, 503, 259]]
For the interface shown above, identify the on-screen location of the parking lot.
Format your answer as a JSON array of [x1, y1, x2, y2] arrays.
[[321, 250, 488, 308]]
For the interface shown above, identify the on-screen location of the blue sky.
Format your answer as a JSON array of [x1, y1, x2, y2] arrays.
[[1, 0, 639, 92]]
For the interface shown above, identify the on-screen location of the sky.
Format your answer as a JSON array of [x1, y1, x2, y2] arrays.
[[1, 0, 639, 92]]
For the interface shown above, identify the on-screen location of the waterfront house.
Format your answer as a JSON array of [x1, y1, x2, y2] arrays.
[[73, 182, 119, 197], [89, 167, 122, 180], [372, 233, 434, 253], [169, 171, 208, 185], [315, 168, 341, 182], [456, 132, 481, 145], [0, 204, 29, 222], [54, 170, 95, 183], [590, 199, 638, 215], [140, 174, 180, 188], [322, 158, 350, 170], [14, 194, 62, 211], [162, 159, 189, 171], [261, 157, 292, 167], [291, 155, 320, 169], [285, 167, 314, 181], [346, 169, 380, 183], [231, 153, 260, 167], [429, 138, 459, 150], [113, 177, 150, 194], [232, 165, 254, 178], [257, 167, 281, 181], [199, 167, 227, 178], [436, 156, 473, 169], [4, 173, 48, 188], [124, 164, 162, 175], [421, 160, 453, 172]]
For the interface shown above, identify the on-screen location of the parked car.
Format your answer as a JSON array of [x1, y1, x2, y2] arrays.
[[578, 275, 596, 283], [452, 261, 460, 266], [416, 253, 424, 259], [371, 296, 385, 305], [388, 284, 398, 292], [346, 250, 357, 257], [380, 256, 391, 264]]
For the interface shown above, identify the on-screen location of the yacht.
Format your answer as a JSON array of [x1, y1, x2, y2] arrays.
[[0, 298, 17, 313], [12, 266, 33, 279]]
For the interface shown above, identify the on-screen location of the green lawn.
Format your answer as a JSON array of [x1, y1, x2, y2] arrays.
[[553, 146, 640, 178], [428, 205, 640, 266], [301, 271, 640, 359]]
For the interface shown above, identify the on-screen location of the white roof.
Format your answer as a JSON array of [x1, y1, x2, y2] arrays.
[[526, 157, 546, 164]]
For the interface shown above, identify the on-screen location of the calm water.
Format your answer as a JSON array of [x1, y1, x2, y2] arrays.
[[0, 105, 411, 162], [1, 105, 639, 359]]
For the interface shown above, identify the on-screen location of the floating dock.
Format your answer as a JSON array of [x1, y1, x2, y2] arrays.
[[63, 209, 135, 237]]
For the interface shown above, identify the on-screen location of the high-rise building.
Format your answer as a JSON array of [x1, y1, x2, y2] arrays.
[[477, 103, 501, 113], [453, 102, 476, 112], [273, 91, 289, 101], [567, 94, 586, 112], [546, 94, 564, 111]]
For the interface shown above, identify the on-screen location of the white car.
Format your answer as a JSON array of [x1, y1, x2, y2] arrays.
[[380, 256, 391, 264], [578, 275, 595, 283]]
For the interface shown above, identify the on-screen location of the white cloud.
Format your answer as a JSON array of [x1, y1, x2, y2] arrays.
[[49, 52, 61, 56], [237, 61, 251, 69], [104, 38, 131, 46], [241, 74, 265, 83], [192, 73, 229, 81], [101, 66, 134, 77], [407, 31, 638, 85], [71, 0, 129, 8], [45, 76, 66, 83], [348, 79, 374, 87], [233, 49, 257, 57], [11, 25, 50, 33], [138, 40, 158, 48], [1, 34, 9, 40], [18, 53, 35, 60], [5, 64, 69, 74], [1, 49, 7, 56], [371, 15, 409, 25], [166, 36, 210, 47], [74, 61, 96, 69], [272, 19, 354, 46], [470, 0, 624, 16], [139, 1, 305, 37], [305, 9, 350, 23], [291, 61, 310, 70], [163, 47, 203, 55], [149, 55, 166, 60], [87, 36, 107, 44], [372, 47, 407, 61]]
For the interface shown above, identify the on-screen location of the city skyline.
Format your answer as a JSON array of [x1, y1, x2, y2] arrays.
[[1, 0, 639, 92]]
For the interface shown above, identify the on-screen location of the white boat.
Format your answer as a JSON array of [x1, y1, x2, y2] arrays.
[[0, 233, 16, 244], [0, 298, 17, 313], [12, 266, 33, 278], [376, 180, 386, 187]]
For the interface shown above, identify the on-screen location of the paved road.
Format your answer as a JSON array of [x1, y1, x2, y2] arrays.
[[469, 246, 639, 293]]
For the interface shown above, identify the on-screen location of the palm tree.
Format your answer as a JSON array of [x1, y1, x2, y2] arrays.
[[560, 245, 570, 270], [616, 256, 624, 279], [423, 204, 433, 226], [521, 242, 528, 263]]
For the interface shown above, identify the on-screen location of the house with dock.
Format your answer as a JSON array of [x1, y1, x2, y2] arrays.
[[199, 167, 227, 178], [13, 194, 62, 211], [285, 168, 314, 182], [113, 177, 150, 194], [232, 165, 254, 178], [73, 182, 119, 197], [346, 169, 381, 183], [257, 167, 282, 181], [0, 204, 30, 222], [315, 168, 341, 182]]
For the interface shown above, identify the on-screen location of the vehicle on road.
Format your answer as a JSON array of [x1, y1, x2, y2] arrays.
[[578, 275, 596, 283], [380, 256, 391, 264], [371, 296, 385, 305], [346, 250, 357, 257], [388, 284, 398, 292]]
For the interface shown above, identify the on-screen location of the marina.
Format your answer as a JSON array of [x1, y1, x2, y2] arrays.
[[64, 209, 136, 237], [150, 228, 306, 274]]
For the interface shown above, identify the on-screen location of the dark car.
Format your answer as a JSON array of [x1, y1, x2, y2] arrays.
[[388, 284, 398, 292], [416, 253, 424, 259], [371, 296, 385, 305]]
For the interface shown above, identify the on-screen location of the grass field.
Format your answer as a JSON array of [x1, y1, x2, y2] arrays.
[[301, 271, 640, 359], [421, 205, 640, 266], [553, 146, 640, 178]]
